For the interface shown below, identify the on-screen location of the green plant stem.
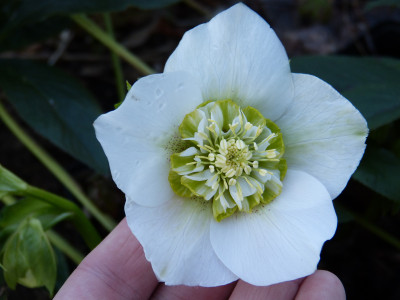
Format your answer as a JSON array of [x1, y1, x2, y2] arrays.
[[103, 13, 125, 101], [71, 14, 155, 75], [0, 101, 115, 232], [46, 230, 84, 264], [183, 0, 212, 17], [338, 203, 400, 250], [25, 185, 101, 249]]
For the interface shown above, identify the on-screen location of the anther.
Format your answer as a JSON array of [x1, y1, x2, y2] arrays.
[[258, 169, 268, 176], [226, 169, 236, 177], [244, 165, 252, 175], [236, 139, 245, 150], [266, 150, 278, 159], [228, 178, 237, 186]]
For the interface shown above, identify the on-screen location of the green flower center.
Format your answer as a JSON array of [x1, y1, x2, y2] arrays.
[[169, 99, 287, 221]]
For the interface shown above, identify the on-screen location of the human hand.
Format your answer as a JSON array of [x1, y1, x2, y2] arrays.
[[54, 219, 345, 300]]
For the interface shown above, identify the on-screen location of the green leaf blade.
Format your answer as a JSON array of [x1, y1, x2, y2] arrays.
[[0, 59, 109, 175], [353, 147, 400, 203], [290, 56, 400, 130], [3, 218, 57, 295]]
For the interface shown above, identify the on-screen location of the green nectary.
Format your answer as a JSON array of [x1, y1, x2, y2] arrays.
[[169, 100, 287, 221]]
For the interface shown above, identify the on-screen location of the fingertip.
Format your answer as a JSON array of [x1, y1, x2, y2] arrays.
[[296, 270, 346, 300]]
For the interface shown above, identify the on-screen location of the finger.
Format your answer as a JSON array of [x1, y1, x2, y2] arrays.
[[295, 270, 345, 300], [150, 282, 237, 300], [229, 278, 304, 300], [54, 218, 158, 300]]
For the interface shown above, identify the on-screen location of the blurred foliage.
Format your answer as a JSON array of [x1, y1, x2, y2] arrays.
[[0, 0, 181, 50], [0, 59, 109, 175], [0, 0, 399, 298], [298, 0, 333, 23], [291, 56, 400, 130], [366, 0, 400, 10], [2, 218, 56, 295], [353, 146, 400, 203]]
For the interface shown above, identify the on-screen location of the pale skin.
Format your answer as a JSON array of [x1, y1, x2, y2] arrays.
[[55, 219, 346, 300]]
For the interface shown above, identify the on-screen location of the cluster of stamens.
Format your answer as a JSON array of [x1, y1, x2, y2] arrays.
[[169, 100, 286, 221], [190, 117, 279, 201]]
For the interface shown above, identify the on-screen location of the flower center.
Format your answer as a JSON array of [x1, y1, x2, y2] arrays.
[[168, 100, 287, 221]]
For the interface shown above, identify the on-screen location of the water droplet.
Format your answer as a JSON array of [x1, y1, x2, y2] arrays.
[[131, 95, 140, 101], [177, 82, 184, 90], [48, 99, 55, 105], [155, 88, 164, 98], [158, 102, 166, 110]]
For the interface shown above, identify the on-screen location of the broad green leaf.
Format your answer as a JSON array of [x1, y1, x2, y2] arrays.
[[353, 146, 400, 203], [54, 248, 70, 291], [0, 197, 72, 233], [0, 16, 70, 52], [0, 0, 181, 39], [0, 59, 109, 175], [365, 0, 400, 10], [0, 164, 27, 197], [334, 203, 354, 223], [290, 56, 400, 130], [3, 218, 56, 295]]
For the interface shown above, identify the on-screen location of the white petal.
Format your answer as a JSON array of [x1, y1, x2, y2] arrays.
[[228, 184, 243, 209], [210, 170, 337, 286], [164, 3, 294, 121], [185, 169, 213, 181], [94, 72, 203, 206], [125, 197, 238, 286], [276, 74, 368, 199], [180, 147, 199, 156], [237, 176, 256, 196]]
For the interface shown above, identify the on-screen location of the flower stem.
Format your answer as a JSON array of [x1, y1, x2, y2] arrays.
[[0, 101, 116, 232], [25, 185, 102, 249], [71, 14, 155, 75], [103, 13, 125, 101], [183, 0, 212, 17], [46, 230, 84, 264], [337, 203, 400, 250]]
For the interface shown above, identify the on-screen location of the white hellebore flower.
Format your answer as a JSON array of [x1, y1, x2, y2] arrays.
[[94, 4, 368, 287]]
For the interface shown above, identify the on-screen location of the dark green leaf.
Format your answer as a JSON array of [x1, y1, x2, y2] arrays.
[[353, 146, 400, 202], [1, 0, 181, 35], [0, 197, 72, 231], [54, 248, 70, 292], [0, 59, 109, 175], [0, 16, 70, 52], [0, 164, 27, 197], [365, 0, 400, 10], [290, 56, 400, 130], [3, 218, 56, 295], [334, 202, 354, 223]]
